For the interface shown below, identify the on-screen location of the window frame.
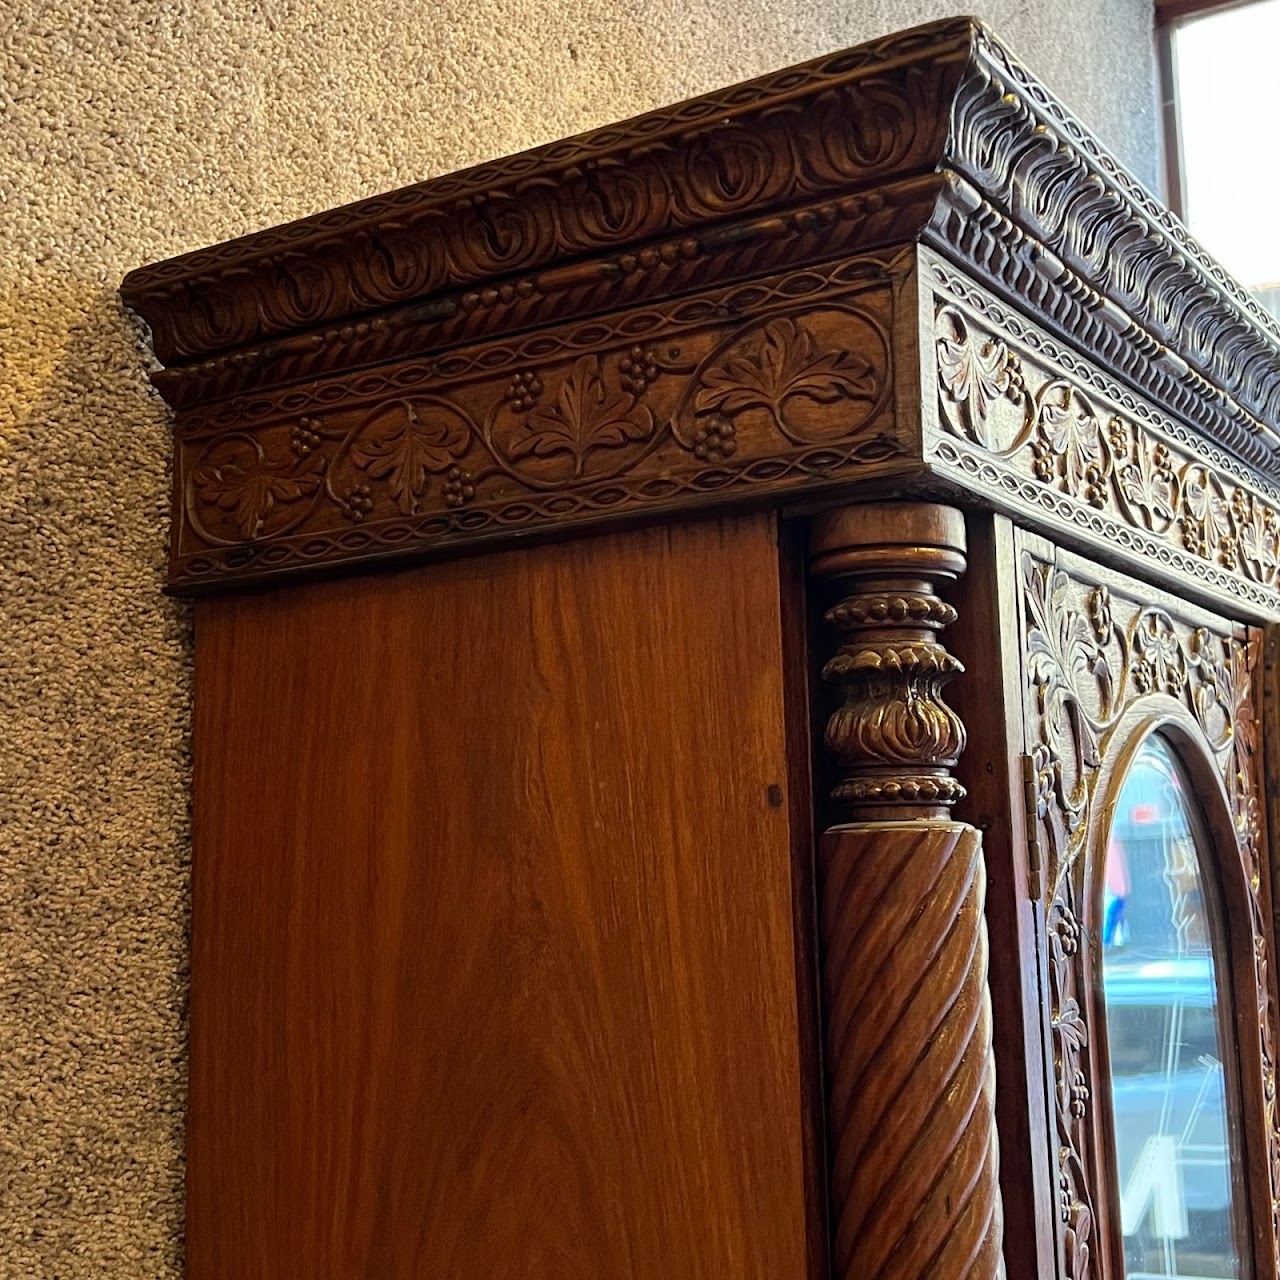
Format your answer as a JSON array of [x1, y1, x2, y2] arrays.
[[1156, 0, 1271, 216]]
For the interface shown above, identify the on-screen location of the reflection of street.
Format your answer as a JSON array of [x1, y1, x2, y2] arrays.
[[1102, 739, 1239, 1279]]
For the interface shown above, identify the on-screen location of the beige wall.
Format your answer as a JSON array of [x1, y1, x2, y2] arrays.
[[0, 1, 1156, 1272]]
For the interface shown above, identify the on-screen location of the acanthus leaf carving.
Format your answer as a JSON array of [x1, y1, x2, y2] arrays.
[[1180, 465, 1234, 566], [935, 305, 1025, 447], [174, 283, 897, 585], [1020, 548, 1280, 1280], [1130, 609, 1187, 697], [1112, 424, 1177, 533], [191, 436, 324, 541], [930, 287, 1280, 612], [1031, 381, 1109, 509]]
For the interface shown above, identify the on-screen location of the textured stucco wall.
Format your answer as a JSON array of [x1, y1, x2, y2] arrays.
[[0, 2, 1156, 1273]]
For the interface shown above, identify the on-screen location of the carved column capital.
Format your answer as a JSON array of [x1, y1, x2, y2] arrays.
[[810, 502, 968, 821]]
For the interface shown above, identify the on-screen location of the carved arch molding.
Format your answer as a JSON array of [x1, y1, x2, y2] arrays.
[[1015, 532, 1280, 1280]]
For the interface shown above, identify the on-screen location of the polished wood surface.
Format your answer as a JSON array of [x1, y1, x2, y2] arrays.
[[808, 503, 1004, 1280], [125, 21, 1280, 599], [188, 513, 817, 1279], [946, 514, 1057, 1280], [1011, 532, 1280, 1280]]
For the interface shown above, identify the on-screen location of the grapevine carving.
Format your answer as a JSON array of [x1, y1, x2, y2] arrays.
[[934, 300, 1280, 599], [1019, 549, 1280, 1280], [695, 317, 878, 442], [176, 297, 896, 581], [127, 19, 1280, 511], [935, 308, 1026, 448]]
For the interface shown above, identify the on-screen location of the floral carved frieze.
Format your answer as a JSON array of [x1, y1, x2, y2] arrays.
[[1018, 548, 1280, 1280], [173, 278, 900, 587], [928, 275, 1280, 615]]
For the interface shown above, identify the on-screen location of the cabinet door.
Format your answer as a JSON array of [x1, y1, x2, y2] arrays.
[[187, 513, 824, 1279], [1015, 532, 1280, 1280]]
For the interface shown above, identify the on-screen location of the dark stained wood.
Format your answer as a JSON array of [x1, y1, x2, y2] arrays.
[[187, 513, 817, 1279], [947, 513, 1056, 1280], [1012, 534, 1280, 1280], [808, 503, 1004, 1280], [776, 516, 831, 1280], [136, 19, 1280, 1280]]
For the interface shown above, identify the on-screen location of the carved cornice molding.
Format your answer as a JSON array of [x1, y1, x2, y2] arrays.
[[124, 18, 1280, 592], [939, 26, 1280, 442], [166, 259, 910, 590], [124, 19, 1280, 442], [123, 23, 969, 368]]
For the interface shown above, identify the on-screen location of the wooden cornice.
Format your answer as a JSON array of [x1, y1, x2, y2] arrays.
[[124, 16, 1280, 594]]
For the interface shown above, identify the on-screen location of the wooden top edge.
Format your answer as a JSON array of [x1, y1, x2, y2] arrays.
[[809, 501, 967, 561], [121, 15, 978, 302], [120, 18, 979, 366], [120, 15, 1280, 450]]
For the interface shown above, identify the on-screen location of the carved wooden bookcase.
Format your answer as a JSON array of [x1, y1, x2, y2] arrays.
[[125, 18, 1280, 1280]]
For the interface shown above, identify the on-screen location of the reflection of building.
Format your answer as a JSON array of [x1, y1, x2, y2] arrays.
[[1103, 741, 1235, 1278]]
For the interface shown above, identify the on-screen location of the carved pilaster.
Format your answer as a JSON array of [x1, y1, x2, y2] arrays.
[[809, 502, 1004, 1280]]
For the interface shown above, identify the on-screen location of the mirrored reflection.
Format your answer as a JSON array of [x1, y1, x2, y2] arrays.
[[1101, 737, 1241, 1280]]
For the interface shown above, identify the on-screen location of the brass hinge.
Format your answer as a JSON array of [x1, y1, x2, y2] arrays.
[[1020, 752, 1044, 902]]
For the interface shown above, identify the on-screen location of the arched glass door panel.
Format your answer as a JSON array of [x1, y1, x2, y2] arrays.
[[1100, 735, 1243, 1279]]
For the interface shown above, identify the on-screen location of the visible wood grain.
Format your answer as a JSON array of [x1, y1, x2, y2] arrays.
[[820, 821, 1003, 1280], [188, 513, 816, 1279], [808, 501, 1005, 1280], [125, 23, 1280, 595], [1013, 533, 1280, 1280], [777, 516, 832, 1280]]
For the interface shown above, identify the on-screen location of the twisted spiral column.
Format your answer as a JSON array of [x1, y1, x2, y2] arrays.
[[810, 503, 1004, 1280]]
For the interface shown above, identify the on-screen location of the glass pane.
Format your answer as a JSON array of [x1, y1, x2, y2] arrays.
[[1101, 737, 1242, 1279], [1173, 0, 1280, 320]]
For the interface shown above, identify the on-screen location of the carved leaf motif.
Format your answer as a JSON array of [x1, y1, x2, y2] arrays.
[[1116, 437, 1176, 530], [509, 355, 653, 473], [1025, 565, 1110, 781], [1237, 494, 1280, 583], [1189, 628, 1234, 753], [936, 322, 1013, 445], [1181, 466, 1233, 562], [1018, 554, 1280, 1280], [1064, 1196, 1093, 1280], [1055, 995, 1088, 1056], [1036, 383, 1105, 500], [695, 317, 875, 422], [1227, 640, 1260, 846], [351, 399, 469, 515], [193, 445, 322, 540], [1130, 610, 1186, 696]]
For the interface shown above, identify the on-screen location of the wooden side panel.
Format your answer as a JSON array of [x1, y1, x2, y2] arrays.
[[187, 514, 815, 1280]]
